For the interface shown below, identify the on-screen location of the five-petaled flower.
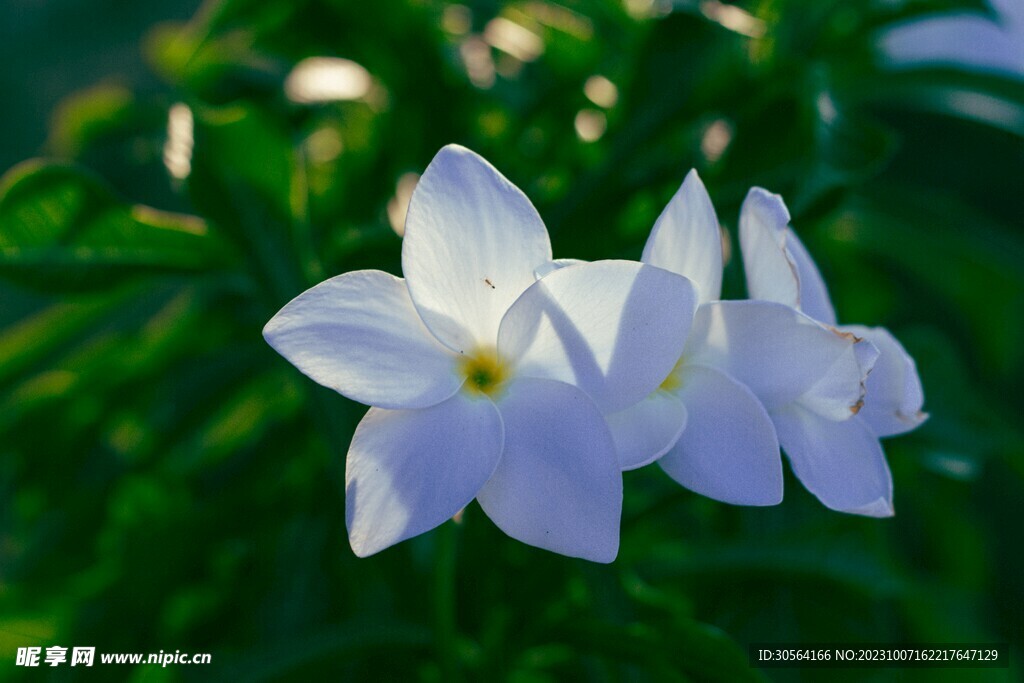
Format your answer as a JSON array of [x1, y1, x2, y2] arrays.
[[633, 171, 879, 506], [264, 145, 698, 562], [537, 172, 877, 509]]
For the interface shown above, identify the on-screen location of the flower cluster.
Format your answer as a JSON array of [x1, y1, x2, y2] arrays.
[[264, 145, 926, 562]]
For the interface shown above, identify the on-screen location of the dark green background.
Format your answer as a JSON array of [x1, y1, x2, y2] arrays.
[[1, 0, 1021, 680]]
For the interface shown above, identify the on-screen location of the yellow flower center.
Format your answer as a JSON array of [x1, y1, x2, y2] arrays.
[[458, 348, 509, 398], [659, 356, 686, 392]]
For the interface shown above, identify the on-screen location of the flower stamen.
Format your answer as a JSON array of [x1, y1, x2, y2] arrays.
[[458, 348, 509, 397], [659, 356, 686, 392]]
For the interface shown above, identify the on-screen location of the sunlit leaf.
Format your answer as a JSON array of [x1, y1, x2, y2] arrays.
[[851, 68, 1024, 136], [0, 162, 236, 292], [48, 84, 140, 158]]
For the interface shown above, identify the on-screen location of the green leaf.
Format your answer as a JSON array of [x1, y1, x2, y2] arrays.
[[828, 186, 1024, 374], [144, 21, 286, 104], [167, 368, 305, 472], [186, 104, 309, 304], [190, 104, 294, 221], [548, 619, 763, 683], [637, 538, 909, 600], [861, 0, 997, 29], [0, 294, 127, 387], [206, 619, 432, 682], [47, 83, 139, 157], [851, 68, 1024, 136], [0, 161, 236, 292]]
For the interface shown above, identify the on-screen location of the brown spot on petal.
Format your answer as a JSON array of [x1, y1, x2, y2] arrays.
[[828, 326, 863, 344], [854, 379, 868, 413], [896, 409, 929, 425]]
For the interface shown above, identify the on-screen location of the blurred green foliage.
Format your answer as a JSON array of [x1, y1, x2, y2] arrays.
[[1, 0, 1022, 680]]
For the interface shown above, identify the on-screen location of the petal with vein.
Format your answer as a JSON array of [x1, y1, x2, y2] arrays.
[[773, 404, 894, 517], [660, 364, 783, 505], [402, 144, 552, 353], [641, 169, 723, 304], [345, 394, 503, 557], [534, 258, 587, 280], [498, 260, 697, 413], [477, 378, 622, 563], [263, 270, 461, 410], [606, 390, 688, 470]]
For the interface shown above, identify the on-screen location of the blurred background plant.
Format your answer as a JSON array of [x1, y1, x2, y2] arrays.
[[1, 0, 1022, 680]]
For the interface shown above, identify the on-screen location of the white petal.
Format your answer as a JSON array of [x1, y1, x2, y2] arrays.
[[740, 188, 839, 325], [534, 258, 587, 280], [402, 145, 552, 353], [740, 188, 800, 309], [498, 260, 697, 413], [476, 378, 622, 563], [784, 228, 837, 326], [772, 405, 894, 517], [264, 270, 461, 409], [641, 170, 723, 304], [660, 364, 783, 505], [345, 394, 503, 557], [843, 325, 927, 437], [685, 300, 866, 418], [797, 332, 877, 422], [606, 390, 688, 470]]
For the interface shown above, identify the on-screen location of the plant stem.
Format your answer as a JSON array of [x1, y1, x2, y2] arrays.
[[434, 521, 460, 682]]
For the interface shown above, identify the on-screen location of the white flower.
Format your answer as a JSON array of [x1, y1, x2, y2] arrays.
[[636, 171, 875, 507], [541, 172, 874, 508], [264, 145, 697, 562], [739, 187, 927, 517]]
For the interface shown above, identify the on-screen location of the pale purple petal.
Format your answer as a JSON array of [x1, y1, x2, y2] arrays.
[[798, 333, 878, 422], [498, 260, 697, 413], [263, 270, 461, 409], [641, 169, 724, 304], [880, 0, 1024, 79], [844, 325, 927, 437], [477, 378, 622, 563], [345, 394, 503, 557], [784, 228, 838, 327], [660, 364, 783, 506], [402, 144, 552, 353], [606, 390, 688, 470], [685, 300, 866, 418], [772, 404, 894, 517], [739, 187, 800, 310]]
